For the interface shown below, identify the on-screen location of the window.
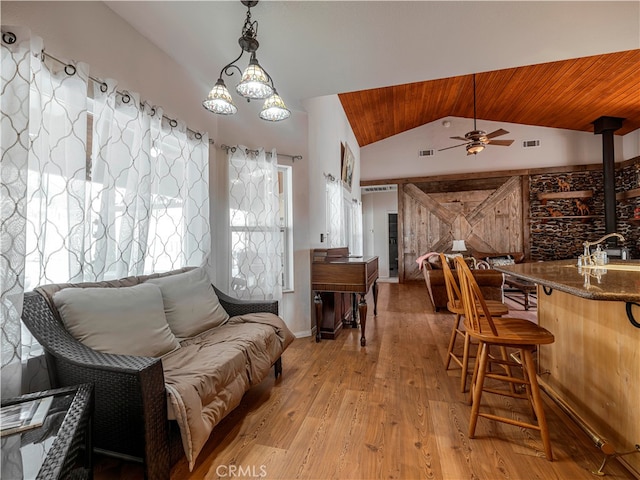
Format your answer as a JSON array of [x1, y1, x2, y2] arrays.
[[230, 162, 293, 295], [228, 148, 291, 300], [278, 165, 294, 291]]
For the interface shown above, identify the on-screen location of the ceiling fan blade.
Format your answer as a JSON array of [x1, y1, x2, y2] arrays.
[[487, 139, 514, 146], [449, 136, 468, 141], [438, 143, 468, 152], [486, 129, 509, 139]]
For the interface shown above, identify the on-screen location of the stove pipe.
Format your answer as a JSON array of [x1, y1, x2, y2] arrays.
[[592, 116, 624, 246]]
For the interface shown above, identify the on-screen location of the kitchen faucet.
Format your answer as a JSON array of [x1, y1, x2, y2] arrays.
[[579, 233, 625, 266]]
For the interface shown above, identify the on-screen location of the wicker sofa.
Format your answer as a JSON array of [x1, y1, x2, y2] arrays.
[[422, 252, 525, 311], [21, 267, 294, 480]]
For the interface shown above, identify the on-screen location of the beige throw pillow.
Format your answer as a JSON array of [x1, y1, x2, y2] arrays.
[[53, 283, 180, 357], [146, 267, 229, 338]]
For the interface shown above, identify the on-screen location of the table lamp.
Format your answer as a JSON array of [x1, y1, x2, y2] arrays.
[[452, 240, 467, 253]]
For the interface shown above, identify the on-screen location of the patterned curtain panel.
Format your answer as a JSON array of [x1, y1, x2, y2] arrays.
[[325, 175, 345, 248], [351, 199, 363, 256], [88, 83, 210, 279], [1, 27, 44, 397], [229, 146, 282, 301], [0, 28, 210, 397], [1, 28, 89, 395]]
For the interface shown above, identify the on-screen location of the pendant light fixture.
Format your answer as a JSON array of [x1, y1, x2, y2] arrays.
[[203, 0, 290, 121]]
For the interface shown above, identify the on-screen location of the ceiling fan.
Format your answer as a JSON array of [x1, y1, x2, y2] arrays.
[[439, 74, 514, 156]]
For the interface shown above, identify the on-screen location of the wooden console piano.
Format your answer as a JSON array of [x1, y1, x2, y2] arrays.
[[311, 248, 379, 346]]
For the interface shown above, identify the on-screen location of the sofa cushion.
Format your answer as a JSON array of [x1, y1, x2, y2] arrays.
[[146, 267, 229, 338], [53, 283, 180, 357], [473, 251, 525, 264], [484, 255, 516, 267]]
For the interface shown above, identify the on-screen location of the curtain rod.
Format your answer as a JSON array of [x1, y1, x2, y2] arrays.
[[28, 43, 213, 144], [219, 144, 302, 162]]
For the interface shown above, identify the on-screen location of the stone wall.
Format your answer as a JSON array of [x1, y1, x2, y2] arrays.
[[615, 161, 640, 259], [529, 159, 639, 261]]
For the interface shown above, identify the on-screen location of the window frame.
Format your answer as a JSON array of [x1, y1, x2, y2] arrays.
[[229, 163, 294, 293], [279, 165, 294, 292]]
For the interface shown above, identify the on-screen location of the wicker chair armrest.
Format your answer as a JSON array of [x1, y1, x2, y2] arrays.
[[213, 285, 279, 316], [21, 291, 171, 479]]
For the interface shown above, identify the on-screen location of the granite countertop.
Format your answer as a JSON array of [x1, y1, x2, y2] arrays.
[[494, 259, 640, 302]]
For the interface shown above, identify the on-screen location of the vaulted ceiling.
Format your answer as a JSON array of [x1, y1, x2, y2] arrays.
[[339, 49, 640, 147], [95, 1, 640, 152]]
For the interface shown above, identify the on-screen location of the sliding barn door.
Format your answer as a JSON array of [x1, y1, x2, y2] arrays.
[[399, 176, 523, 282]]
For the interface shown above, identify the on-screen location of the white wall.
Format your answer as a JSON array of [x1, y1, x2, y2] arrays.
[[3, 2, 216, 137], [302, 95, 361, 248], [301, 95, 360, 336], [362, 191, 397, 279], [623, 129, 640, 160], [361, 116, 637, 181]]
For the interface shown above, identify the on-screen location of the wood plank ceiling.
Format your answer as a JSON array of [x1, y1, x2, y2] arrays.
[[339, 49, 640, 148]]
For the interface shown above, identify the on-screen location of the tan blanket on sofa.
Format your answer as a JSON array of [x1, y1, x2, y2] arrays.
[[162, 312, 294, 470]]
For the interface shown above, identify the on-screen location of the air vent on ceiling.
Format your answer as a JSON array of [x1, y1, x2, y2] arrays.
[[361, 185, 398, 194], [522, 140, 541, 148], [419, 149, 435, 157]]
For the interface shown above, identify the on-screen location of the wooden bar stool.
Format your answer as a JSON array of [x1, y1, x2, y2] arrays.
[[439, 254, 509, 392], [455, 256, 555, 460]]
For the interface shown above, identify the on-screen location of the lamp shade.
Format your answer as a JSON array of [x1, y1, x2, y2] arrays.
[[466, 142, 485, 155], [236, 56, 274, 99], [259, 92, 291, 122], [452, 240, 467, 252], [203, 79, 238, 115]]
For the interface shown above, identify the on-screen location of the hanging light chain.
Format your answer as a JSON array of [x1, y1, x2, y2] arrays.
[[241, 5, 259, 44]]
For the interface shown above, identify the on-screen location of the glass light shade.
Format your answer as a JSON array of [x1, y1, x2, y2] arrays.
[[466, 143, 485, 155], [236, 59, 273, 99], [259, 92, 291, 122], [203, 79, 237, 115], [452, 240, 467, 252]]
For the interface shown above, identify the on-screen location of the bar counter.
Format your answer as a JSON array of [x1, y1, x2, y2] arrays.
[[494, 259, 640, 302], [494, 260, 640, 477]]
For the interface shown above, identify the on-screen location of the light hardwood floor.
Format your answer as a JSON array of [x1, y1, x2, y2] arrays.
[[95, 282, 635, 480]]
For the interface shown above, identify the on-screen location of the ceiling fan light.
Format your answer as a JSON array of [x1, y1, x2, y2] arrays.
[[466, 143, 485, 155], [259, 91, 291, 121], [203, 79, 238, 115], [236, 55, 274, 99]]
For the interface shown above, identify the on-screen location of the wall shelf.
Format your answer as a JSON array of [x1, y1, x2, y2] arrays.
[[531, 215, 601, 224], [537, 190, 593, 203], [616, 188, 640, 202]]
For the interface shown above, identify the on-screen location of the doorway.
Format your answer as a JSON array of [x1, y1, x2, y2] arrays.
[[388, 213, 398, 277]]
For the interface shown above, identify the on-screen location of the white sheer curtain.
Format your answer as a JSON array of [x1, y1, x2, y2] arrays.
[[228, 146, 282, 301], [2, 28, 89, 396], [325, 175, 345, 248], [88, 83, 210, 279], [2, 28, 42, 397], [350, 199, 363, 256], [0, 27, 210, 397]]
